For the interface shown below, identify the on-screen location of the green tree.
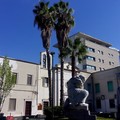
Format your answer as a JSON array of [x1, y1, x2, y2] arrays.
[[53, 1, 74, 106], [0, 57, 16, 112], [33, 1, 55, 107], [66, 38, 87, 78]]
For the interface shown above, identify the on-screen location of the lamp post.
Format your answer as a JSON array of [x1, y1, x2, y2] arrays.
[[116, 73, 120, 120], [50, 52, 55, 120]]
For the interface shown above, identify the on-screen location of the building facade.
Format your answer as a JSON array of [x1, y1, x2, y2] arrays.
[[91, 67, 120, 113], [0, 57, 39, 116], [64, 32, 120, 73], [0, 55, 52, 117]]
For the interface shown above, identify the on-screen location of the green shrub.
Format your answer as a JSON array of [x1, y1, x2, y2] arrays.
[[44, 106, 64, 119]]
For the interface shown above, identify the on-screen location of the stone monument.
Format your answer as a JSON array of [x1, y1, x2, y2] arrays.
[[64, 75, 96, 120]]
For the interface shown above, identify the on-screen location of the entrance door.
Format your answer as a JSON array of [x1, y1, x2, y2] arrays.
[[25, 101, 32, 116]]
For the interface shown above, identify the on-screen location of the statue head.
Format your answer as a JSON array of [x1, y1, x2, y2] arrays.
[[67, 75, 85, 89]]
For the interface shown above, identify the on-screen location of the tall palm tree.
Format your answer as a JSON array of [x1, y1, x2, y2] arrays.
[[53, 1, 74, 106], [66, 38, 87, 78], [33, 1, 55, 107]]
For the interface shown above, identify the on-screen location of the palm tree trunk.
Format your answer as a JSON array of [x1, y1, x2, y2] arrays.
[[46, 49, 52, 107], [60, 53, 64, 107], [72, 52, 75, 78]]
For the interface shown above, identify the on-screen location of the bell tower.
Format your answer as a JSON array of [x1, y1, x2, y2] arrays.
[[40, 51, 52, 69]]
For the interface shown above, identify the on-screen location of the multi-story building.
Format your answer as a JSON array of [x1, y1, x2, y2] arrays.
[[64, 32, 120, 73]]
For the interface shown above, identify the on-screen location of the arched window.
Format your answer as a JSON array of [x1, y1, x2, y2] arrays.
[[43, 54, 46, 68]]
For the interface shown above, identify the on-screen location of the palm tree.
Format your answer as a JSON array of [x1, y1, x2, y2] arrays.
[[66, 38, 87, 78], [33, 1, 55, 107], [53, 1, 74, 106]]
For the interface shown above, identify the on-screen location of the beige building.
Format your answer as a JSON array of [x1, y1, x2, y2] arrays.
[[0, 54, 52, 117], [65, 32, 120, 73], [0, 57, 39, 116], [91, 66, 120, 113]]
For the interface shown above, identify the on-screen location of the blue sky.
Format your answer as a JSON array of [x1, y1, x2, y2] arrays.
[[0, 0, 120, 64]]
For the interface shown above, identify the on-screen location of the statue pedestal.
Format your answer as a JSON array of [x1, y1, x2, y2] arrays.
[[64, 104, 96, 120], [65, 108, 96, 120]]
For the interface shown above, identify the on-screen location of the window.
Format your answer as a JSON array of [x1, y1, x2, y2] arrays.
[[102, 68, 105, 70], [85, 56, 95, 61], [109, 61, 111, 65], [98, 58, 101, 62], [9, 98, 16, 111], [43, 54, 46, 68], [112, 62, 114, 65], [87, 47, 95, 52], [83, 65, 96, 70], [42, 77, 48, 87], [96, 98, 101, 109], [101, 51, 103, 55], [108, 53, 113, 57], [27, 74, 32, 85], [102, 60, 104, 63], [95, 83, 100, 93], [109, 99, 115, 108], [107, 81, 113, 92], [13, 72, 18, 84], [98, 50, 103, 55], [99, 67, 102, 71], [98, 50, 100, 53], [87, 83, 92, 93], [99, 68, 105, 71]]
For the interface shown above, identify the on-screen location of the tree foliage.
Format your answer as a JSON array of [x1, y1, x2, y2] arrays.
[[53, 0, 74, 106], [0, 57, 16, 112], [33, 1, 55, 50], [53, 0, 74, 53], [33, 1, 55, 107], [65, 38, 87, 78], [33, 0, 74, 107]]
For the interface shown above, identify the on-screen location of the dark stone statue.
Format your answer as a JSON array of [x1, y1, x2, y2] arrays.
[[64, 75, 96, 120]]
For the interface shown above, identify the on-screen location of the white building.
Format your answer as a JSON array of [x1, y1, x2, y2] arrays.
[[0, 54, 51, 117]]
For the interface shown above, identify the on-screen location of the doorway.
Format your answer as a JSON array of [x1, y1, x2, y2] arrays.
[[25, 101, 32, 116]]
